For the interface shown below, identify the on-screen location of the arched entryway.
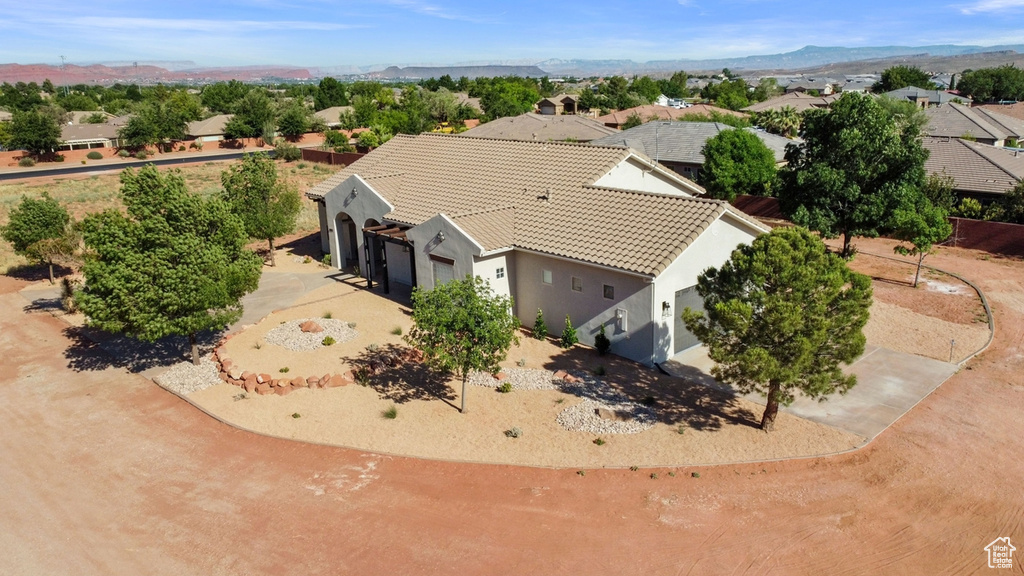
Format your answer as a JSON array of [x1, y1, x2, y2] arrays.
[[332, 212, 359, 270]]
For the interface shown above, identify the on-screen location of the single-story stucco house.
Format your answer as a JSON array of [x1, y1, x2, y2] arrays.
[[306, 133, 768, 366]]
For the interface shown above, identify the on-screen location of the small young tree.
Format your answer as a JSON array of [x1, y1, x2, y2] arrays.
[[699, 129, 778, 200], [221, 152, 302, 267], [594, 323, 611, 356], [406, 275, 520, 413], [1, 192, 74, 283], [560, 315, 578, 349], [891, 197, 952, 288], [78, 166, 262, 365], [532, 308, 548, 340], [681, 227, 872, 432]]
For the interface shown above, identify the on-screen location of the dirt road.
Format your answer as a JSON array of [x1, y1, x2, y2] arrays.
[[1, 239, 1021, 575]]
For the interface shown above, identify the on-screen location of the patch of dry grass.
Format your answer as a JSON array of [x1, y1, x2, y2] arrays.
[[0, 159, 338, 273]]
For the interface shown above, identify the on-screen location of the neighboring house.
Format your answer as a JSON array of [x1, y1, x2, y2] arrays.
[[655, 94, 689, 108], [588, 121, 795, 181], [883, 86, 972, 108], [977, 102, 1024, 122], [460, 113, 617, 142], [68, 110, 114, 124], [536, 94, 580, 115], [596, 104, 746, 129], [452, 92, 482, 115], [314, 106, 354, 129], [0, 110, 12, 122], [838, 78, 875, 93], [186, 114, 233, 143], [59, 123, 122, 150], [784, 79, 835, 95], [922, 137, 1024, 201], [923, 103, 1021, 147], [743, 92, 839, 114], [305, 133, 767, 366]]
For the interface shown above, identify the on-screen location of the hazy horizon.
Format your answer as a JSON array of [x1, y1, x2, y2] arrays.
[[1, 0, 1023, 68]]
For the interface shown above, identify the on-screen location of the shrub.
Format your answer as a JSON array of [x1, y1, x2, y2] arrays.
[[691, 472, 701, 478], [322, 335, 336, 346], [629, 466, 639, 472], [577, 470, 586, 476], [86, 151, 103, 160], [532, 308, 547, 340], [354, 368, 370, 386], [53, 155, 64, 162], [560, 315, 578, 349], [650, 473, 659, 480], [594, 323, 611, 356], [516, 358, 526, 367], [18, 157, 36, 167], [291, 413, 301, 418], [348, 321, 357, 329], [60, 277, 80, 313], [275, 141, 302, 162], [593, 365, 606, 376], [593, 437, 605, 446], [279, 367, 290, 373], [178, 145, 186, 152], [497, 382, 512, 393], [135, 150, 148, 160], [322, 253, 331, 266], [504, 426, 523, 438], [303, 255, 312, 264], [117, 149, 130, 158], [322, 311, 333, 319], [382, 405, 398, 419], [297, 162, 307, 169], [390, 326, 402, 336], [81, 160, 86, 164], [366, 343, 379, 352]]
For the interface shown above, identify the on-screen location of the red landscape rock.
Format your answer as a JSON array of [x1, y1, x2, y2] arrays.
[[258, 373, 273, 384], [255, 383, 272, 395], [306, 376, 319, 386], [274, 385, 293, 396], [327, 374, 348, 388], [299, 320, 324, 333], [290, 377, 305, 387], [243, 374, 258, 389], [243, 380, 257, 394], [494, 372, 507, 381], [553, 370, 568, 380], [227, 367, 243, 380], [240, 371, 255, 381]]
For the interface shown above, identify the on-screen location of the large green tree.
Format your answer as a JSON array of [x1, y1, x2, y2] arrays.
[[480, 80, 540, 120], [314, 77, 349, 110], [405, 275, 520, 414], [681, 227, 873, 431], [1, 192, 74, 283], [699, 129, 778, 200], [873, 65, 935, 92], [8, 110, 62, 155], [276, 102, 313, 138], [957, 65, 1024, 103], [220, 152, 301, 267], [778, 92, 928, 257], [223, 90, 275, 140], [78, 166, 262, 365]]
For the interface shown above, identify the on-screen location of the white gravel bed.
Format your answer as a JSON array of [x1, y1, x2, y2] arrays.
[[153, 355, 222, 396], [556, 399, 657, 434], [467, 368, 559, 390], [264, 318, 358, 351]]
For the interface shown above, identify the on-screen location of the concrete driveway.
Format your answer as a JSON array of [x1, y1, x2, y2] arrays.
[[662, 344, 959, 439]]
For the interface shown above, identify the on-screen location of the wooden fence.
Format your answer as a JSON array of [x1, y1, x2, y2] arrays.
[[301, 149, 365, 166]]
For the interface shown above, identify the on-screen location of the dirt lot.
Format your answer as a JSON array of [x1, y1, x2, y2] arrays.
[[1, 237, 1021, 575]]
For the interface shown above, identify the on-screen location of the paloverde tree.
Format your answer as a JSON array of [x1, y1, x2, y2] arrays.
[[699, 128, 778, 201], [1, 192, 74, 283], [682, 227, 872, 431], [221, 152, 301, 267], [778, 92, 928, 258], [78, 166, 262, 365], [405, 275, 520, 414]]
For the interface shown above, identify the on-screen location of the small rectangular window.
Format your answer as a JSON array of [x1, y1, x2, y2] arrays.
[[496, 267, 505, 279], [603, 284, 614, 300], [542, 269, 552, 284], [571, 276, 583, 292]]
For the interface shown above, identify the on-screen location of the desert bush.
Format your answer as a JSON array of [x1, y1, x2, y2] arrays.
[[117, 149, 130, 158], [275, 141, 302, 162], [134, 150, 148, 160], [504, 426, 523, 438], [178, 145, 186, 152], [594, 323, 611, 356], [382, 405, 398, 419], [497, 382, 512, 393], [18, 157, 36, 167], [53, 155, 64, 162], [60, 277, 80, 313], [322, 253, 331, 266], [86, 151, 103, 160], [322, 335, 336, 346]]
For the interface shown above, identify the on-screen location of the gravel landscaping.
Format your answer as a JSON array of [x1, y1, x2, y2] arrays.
[[153, 355, 222, 396], [467, 368, 558, 390], [264, 318, 358, 351], [556, 399, 657, 434]]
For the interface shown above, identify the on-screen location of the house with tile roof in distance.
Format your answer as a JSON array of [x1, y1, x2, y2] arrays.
[[460, 113, 617, 143], [977, 102, 1024, 122], [186, 114, 233, 144], [596, 104, 745, 129], [743, 92, 840, 114], [306, 133, 768, 366], [922, 137, 1024, 202], [588, 121, 795, 182], [883, 87, 972, 108], [314, 106, 354, 129], [923, 102, 1022, 147], [536, 94, 580, 116]]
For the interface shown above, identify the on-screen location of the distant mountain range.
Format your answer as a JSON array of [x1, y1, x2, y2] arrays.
[[3, 45, 1024, 85]]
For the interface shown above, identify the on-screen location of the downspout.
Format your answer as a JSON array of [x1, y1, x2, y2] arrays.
[[650, 277, 658, 367]]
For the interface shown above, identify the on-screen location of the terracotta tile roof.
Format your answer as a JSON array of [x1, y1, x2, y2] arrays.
[[308, 133, 750, 275], [314, 106, 353, 126], [923, 137, 1024, 195], [589, 121, 795, 164], [923, 103, 1013, 141], [596, 104, 746, 127], [461, 113, 618, 142], [977, 102, 1024, 122], [743, 92, 839, 113]]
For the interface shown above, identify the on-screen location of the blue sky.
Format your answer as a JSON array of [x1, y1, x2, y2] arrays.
[[1, 0, 1023, 68]]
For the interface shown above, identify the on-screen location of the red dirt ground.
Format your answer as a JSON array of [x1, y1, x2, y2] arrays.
[[1, 237, 1022, 575]]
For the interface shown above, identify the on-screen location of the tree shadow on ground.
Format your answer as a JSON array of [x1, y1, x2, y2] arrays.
[[344, 343, 458, 409], [541, 346, 758, 432], [23, 297, 63, 314], [62, 326, 223, 373], [278, 232, 323, 260], [4, 263, 73, 283]]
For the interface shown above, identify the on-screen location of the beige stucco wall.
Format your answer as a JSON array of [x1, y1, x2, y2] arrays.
[[404, 214, 482, 291], [594, 157, 701, 196], [322, 175, 392, 274], [513, 250, 655, 365], [473, 252, 513, 300]]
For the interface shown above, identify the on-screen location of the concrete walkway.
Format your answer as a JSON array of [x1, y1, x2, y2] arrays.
[[661, 345, 959, 439]]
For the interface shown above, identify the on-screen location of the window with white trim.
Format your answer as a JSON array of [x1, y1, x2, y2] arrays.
[[496, 267, 505, 279]]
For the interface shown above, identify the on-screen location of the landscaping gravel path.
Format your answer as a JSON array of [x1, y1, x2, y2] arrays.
[[264, 318, 358, 351]]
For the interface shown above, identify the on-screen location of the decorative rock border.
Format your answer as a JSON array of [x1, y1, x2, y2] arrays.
[[209, 335, 425, 397]]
